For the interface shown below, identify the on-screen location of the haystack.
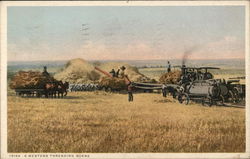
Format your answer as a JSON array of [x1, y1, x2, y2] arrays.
[[159, 71, 182, 84], [54, 58, 100, 83], [54, 58, 153, 84], [10, 71, 55, 89]]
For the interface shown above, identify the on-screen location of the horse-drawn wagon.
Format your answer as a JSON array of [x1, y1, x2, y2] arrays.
[[14, 88, 45, 97], [10, 70, 69, 98]]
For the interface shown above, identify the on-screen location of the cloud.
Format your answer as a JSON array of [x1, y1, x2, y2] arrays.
[[70, 40, 183, 61], [195, 36, 245, 59], [8, 35, 245, 61], [8, 41, 58, 61]]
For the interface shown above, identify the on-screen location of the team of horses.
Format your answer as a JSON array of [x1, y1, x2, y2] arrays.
[[44, 81, 69, 98]]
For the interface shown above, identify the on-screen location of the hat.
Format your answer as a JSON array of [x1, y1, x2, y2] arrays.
[[120, 66, 126, 70]]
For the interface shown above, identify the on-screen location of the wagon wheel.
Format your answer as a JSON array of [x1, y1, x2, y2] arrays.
[[202, 97, 206, 106], [36, 92, 41, 98], [101, 86, 106, 91], [177, 93, 190, 105], [106, 87, 112, 92], [232, 88, 240, 103], [216, 95, 225, 106], [207, 97, 213, 107], [228, 90, 235, 103], [202, 97, 213, 107]]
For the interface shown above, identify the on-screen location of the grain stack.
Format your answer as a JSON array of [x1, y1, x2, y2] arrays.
[[54, 58, 100, 83], [159, 71, 182, 84], [9, 71, 55, 89], [54, 58, 153, 84]]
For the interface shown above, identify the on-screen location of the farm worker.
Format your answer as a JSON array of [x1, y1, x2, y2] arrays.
[[115, 69, 120, 77], [42, 66, 50, 76], [120, 66, 126, 78], [162, 85, 167, 97], [167, 61, 171, 73], [109, 69, 116, 77], [128, 82, 134, 102]]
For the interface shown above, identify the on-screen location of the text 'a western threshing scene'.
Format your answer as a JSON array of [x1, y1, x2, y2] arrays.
[[6, 5, 246, 153]]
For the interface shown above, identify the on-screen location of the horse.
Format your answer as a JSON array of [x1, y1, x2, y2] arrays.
[[57, 81, 69, 98], [44, 82, 56, 98]]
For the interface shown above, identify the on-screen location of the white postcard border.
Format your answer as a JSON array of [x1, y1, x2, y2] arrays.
[[1, 1, 249, 159]]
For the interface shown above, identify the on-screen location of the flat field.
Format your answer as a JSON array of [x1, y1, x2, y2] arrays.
[[8, 91, 245, 153]]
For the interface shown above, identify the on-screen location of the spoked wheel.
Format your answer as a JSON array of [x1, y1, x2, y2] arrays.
[[202, 96, 213, 107], [106, 87, 112, 92], [101, 87, 106, 91], [232, 88, 240, 103], [216, 95, 225, 106], [228, 90, 236, 103], [177, 93, 190, 105]]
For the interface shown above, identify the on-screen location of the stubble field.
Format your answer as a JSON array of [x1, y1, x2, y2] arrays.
[[8, 91, 245, 153]]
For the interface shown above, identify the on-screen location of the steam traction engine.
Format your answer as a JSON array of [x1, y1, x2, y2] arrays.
[[175, 66, 245, 106], [177, 79, 227, 106]]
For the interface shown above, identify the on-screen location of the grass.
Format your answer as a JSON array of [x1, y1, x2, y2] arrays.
[[8, 91, 245, 153]]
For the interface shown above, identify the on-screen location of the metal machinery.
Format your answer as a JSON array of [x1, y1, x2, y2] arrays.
[[134, 65, 245, 106], [175, 66, 245, 106], [94, 65, 245, 106], [177, 79, 226, 106], [94, 66, 130, 91]]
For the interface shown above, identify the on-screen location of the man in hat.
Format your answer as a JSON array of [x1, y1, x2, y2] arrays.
[[42, 66, 50, 76], [120, 66, 126, 78]]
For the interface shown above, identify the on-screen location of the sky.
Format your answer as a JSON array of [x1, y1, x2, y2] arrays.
[[7, 6, 245, 61]]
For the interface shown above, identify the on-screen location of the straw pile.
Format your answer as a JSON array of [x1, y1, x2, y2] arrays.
[[159, 71, 182, 84], [9, 71, 55, 89], [54, 58, 152, 84], [54, 58, 100, 84]]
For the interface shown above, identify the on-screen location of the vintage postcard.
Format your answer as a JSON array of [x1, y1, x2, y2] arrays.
[[1, 1, 249, 159]]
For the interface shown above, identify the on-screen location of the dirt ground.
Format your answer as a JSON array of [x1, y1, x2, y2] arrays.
[[7, 91, 245, 153]]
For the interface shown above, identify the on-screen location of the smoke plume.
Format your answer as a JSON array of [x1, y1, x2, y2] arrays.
[[182, 46, 200, 65]]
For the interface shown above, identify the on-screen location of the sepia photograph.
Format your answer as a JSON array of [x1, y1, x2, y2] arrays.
[[1, 1, 249, 159]]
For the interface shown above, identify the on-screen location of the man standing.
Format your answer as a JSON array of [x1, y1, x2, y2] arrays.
[[128, 82, 134, 102], [120, 66, 126, 78], [167, 61, 171, 73], [42, 66, 50, 76], [162, 85, 167, 97]]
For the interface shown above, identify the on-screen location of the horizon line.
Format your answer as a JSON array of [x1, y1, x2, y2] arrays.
[[7, 57, 245, 63]]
